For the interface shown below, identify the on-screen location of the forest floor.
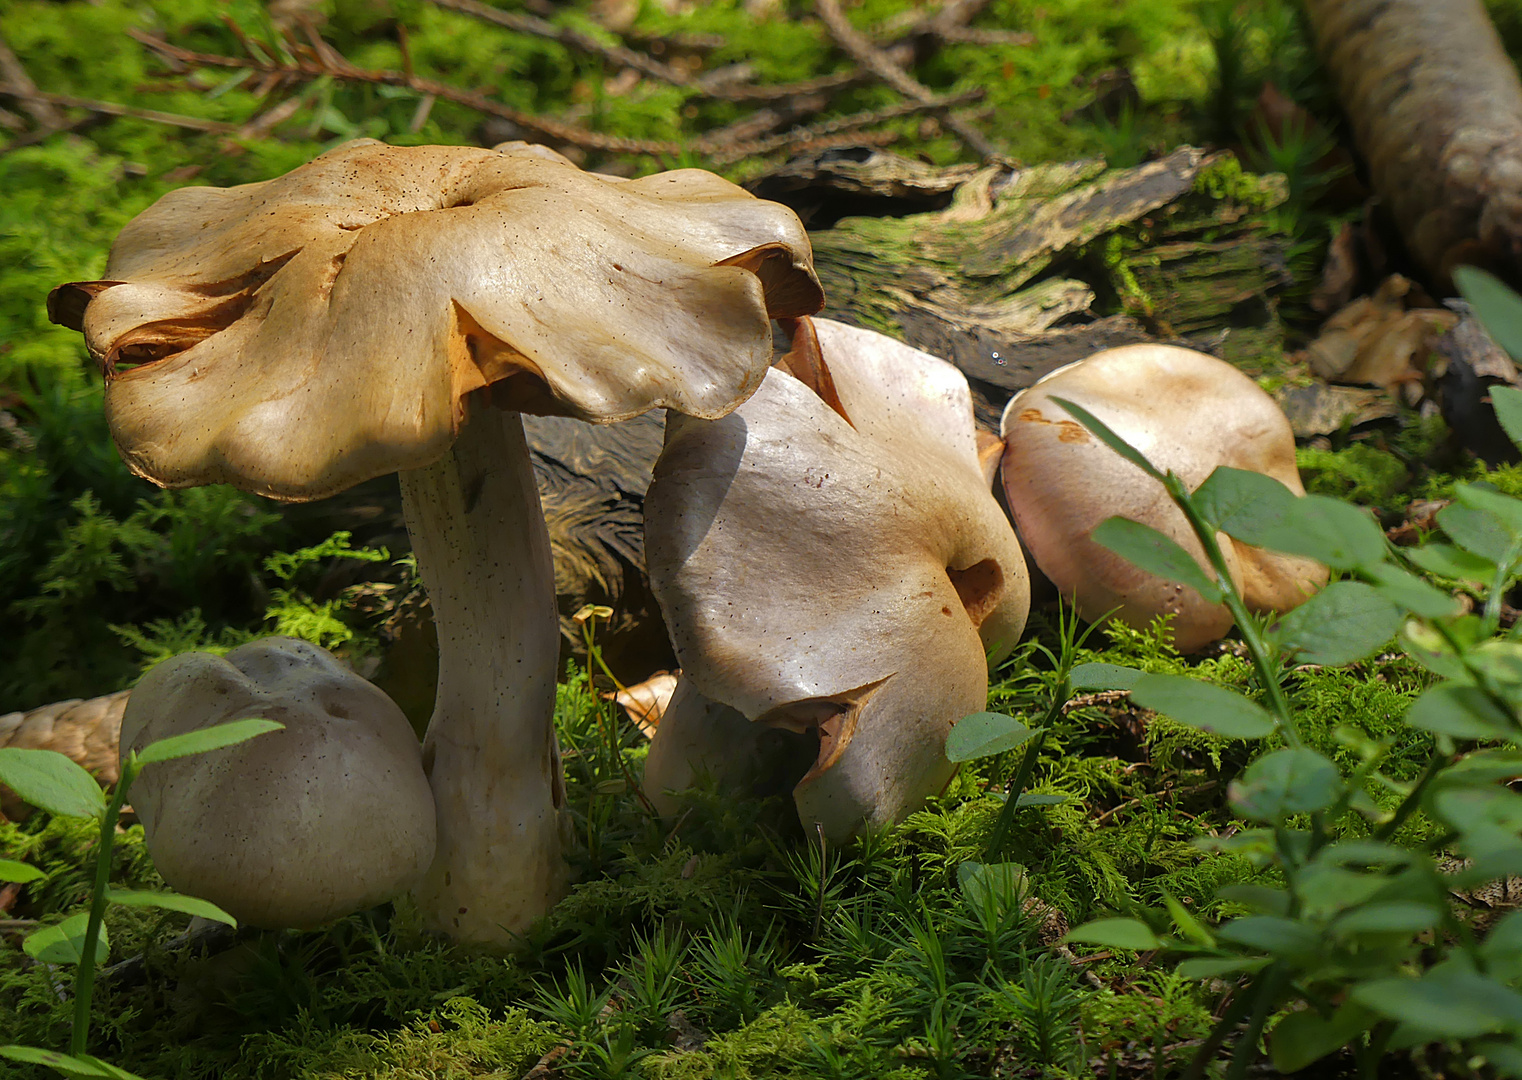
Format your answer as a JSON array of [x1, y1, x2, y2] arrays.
[[4, 1, 1522, 1077]]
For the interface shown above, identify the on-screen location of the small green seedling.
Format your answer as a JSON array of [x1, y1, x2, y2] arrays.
[[0, 716, 282, 1078]]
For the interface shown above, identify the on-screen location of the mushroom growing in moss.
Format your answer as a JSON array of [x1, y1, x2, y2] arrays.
[[644, 317, 1029, 839], [999, 344, 1328, 652], [49, 139, 821, 945], [121, 638, 435, 929]]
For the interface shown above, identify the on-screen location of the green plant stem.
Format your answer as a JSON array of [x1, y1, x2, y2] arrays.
[[1225, 963, 1286, 1080], [1184, 979, 1257, 1080], [1479, 540, 1522, 635], [1373, 752, 1449, 841], [1358, 1021, 1395, 1080], [70, 758, 136, 1056], [987, 699, 1057, 856], [1428, 616, 1522, 732], [1167, 474, 1303, 747]]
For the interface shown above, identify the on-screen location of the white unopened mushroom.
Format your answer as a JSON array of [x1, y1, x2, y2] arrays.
[[120, 638, 434, 929], [644, 318, 1030, 840], [1000, 344, 1328, 652], [50, 139, 821, 944]]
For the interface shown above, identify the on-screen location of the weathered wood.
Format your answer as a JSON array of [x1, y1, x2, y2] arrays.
[[773, 146, 1293, 427]]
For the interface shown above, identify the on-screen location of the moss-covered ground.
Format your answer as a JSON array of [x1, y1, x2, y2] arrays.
[[5, 0, 1522, 1076], [1, 630, 1443, 1079]]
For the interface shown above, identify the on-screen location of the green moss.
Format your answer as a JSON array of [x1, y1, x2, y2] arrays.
[[1192, 153, 1285, 211], [243, 998, 559, 1080], [1298, 443, 1412, 510], [647, 1002, 825, 1080]]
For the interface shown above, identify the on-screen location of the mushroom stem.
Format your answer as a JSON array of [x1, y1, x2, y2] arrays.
[[398, 401, 567, 945]]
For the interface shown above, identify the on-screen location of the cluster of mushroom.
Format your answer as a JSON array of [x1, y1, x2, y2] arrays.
[[49, 138, 1325, 946], [51, 138, 821, 944]]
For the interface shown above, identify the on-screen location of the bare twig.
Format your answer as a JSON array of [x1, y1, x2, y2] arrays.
[[522, 1043, 572, 1079], [427, 0, 878, 104], [1090, 781, 1218, 826], [0, 32, 63, 130], [1063, 689, 1134, 711], [427, 0, 688, 84], [236, 93, 305, 140], [941, 27, 1036, 46], [130, 29, 686, 156], [220, 13, 278, 67], [705, 86, 980, 161], [924, 0, 995, 36], [408, 92, 436, 134], [0, 85, 235, 134], [705, 88, 982, 163], [701, 84, 985, 148], [814, 0, 998, 158], [131, 27, 975, 163], [709, 128, 899, 165], [701, 107, 791, 148]]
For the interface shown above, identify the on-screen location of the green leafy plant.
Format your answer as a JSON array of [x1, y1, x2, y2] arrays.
[[0, 717, 283, 1078], [1053, 338, 1522, 1076], [945, 605, 1110, 860]]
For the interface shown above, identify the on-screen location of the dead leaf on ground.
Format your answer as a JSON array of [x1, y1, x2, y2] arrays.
[[606, 670, 680, 738], [1303, 274, 1457, 398]]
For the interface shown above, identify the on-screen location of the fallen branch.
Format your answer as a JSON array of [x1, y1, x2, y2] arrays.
[[1307, 0, 1522, 287], [814, 0, 998, 158]]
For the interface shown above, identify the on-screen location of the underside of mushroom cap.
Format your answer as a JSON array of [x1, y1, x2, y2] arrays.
[[51, 139, 822, 501], [999, 344, 1327, 651], [646, 319, 1030, 837], [120, 637, 436, 929]]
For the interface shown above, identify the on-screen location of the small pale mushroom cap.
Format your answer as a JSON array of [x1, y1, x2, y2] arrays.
[[999, 344, 1328, 653], [646, 318, 1030, 839], [120, 637, 436, 929], [50, 139, 821, 501]]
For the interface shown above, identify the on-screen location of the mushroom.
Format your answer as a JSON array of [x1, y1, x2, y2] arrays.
[[999, 343, 1328, 653], [120, 637, 435, 929], [644, 317, 1029, 840], [48, 139, 821, 944]]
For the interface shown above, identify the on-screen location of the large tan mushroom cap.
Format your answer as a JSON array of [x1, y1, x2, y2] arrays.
[[646, 318, 1030, 838], [1000, 344, 1328, 653], [120, 637, 436, 929], [53, 139, 821, 501]]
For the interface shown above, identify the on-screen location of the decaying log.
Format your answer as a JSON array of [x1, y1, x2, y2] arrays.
[[1306, 0, 1522, 288], [526, 412, 672, 679], [773, 145, 1292, 427]]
